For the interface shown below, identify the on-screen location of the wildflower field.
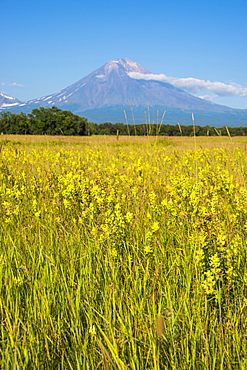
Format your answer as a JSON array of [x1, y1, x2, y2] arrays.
[[1, 134, 247, 369]]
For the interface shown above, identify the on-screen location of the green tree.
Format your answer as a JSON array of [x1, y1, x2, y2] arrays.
[[27, 107, 87, 135]]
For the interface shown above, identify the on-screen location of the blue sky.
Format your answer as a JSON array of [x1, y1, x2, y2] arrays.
[[1, 0, 247, 109]]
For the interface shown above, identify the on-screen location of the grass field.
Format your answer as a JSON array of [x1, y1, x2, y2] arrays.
[[1, 134, 247, 369]]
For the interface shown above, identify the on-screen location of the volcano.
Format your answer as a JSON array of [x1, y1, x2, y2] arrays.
[[1, 58, 247, 126]]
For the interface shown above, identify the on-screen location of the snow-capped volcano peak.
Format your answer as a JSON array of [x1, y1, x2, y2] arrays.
[[101, 58, 150, 75]]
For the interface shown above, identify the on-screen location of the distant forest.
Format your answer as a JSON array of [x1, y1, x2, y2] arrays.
[[1, 107, 247, 136]]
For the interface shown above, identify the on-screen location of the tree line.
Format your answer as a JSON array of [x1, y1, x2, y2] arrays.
[[1, 107, 247, 136], [87, 121, 247, 136]]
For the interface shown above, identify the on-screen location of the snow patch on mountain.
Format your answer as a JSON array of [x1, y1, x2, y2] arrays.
[[0, 92, 17, 100], [0, 92, 22, 108], [43, 95, 53, 101], [1, 102, 19, 107]]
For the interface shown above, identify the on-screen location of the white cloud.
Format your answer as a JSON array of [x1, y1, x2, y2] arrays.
[[10, 82, 24, 87], [1, 82, 24, 87], [198, 94, 218, 102], [127, 72, 247, 98]]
